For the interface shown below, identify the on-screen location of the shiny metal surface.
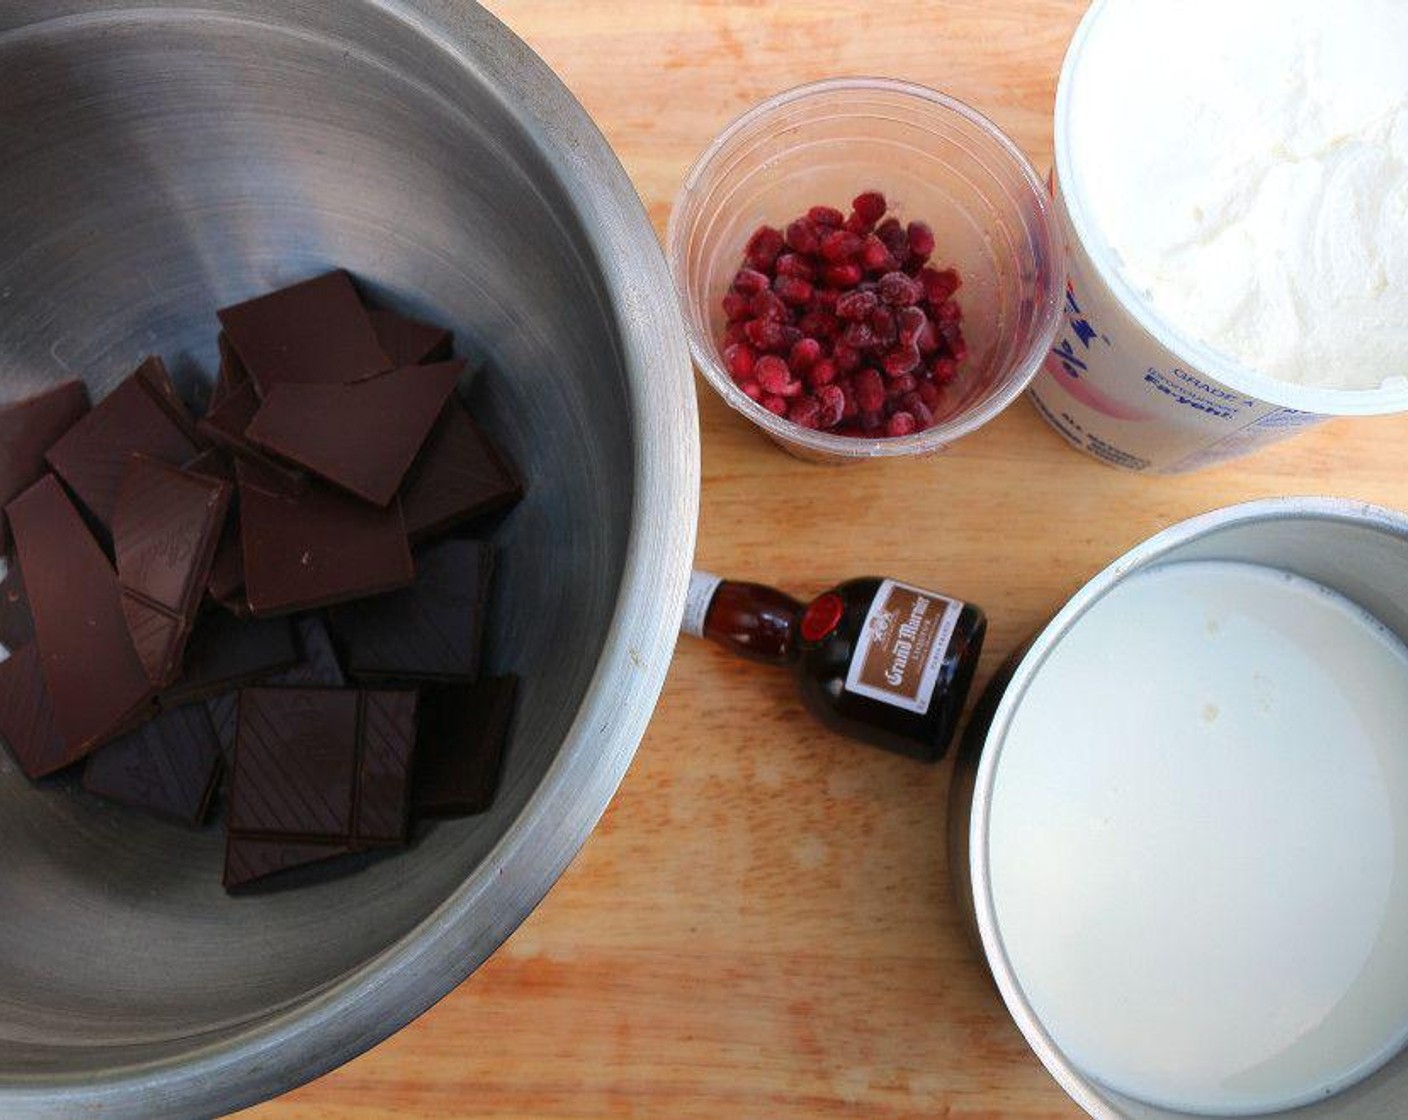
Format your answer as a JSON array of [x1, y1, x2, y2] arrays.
[[0, 2, 697, 1115], [952, 497, 1408, 1119]]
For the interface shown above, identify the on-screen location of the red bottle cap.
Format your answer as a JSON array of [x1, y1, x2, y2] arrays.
[[800, 592, 845, 642]]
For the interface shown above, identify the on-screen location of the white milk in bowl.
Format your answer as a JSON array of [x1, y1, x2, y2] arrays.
[[988, 560, 1408, 1114]]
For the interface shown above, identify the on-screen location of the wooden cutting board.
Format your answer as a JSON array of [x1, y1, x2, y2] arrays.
[[240, 3, 1408, 1116]]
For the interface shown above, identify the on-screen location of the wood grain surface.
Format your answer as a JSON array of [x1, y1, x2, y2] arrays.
[[239, 2, 1408, 1117]]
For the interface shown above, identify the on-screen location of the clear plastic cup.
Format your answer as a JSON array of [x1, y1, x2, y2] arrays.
[[667, 77, 1065, 463]]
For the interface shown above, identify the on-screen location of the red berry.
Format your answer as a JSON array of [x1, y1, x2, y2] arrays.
[[816, 384, 845, 428], [842, 320, 878, 350], [739, 379, 763, 401], [774, 275, 813, 307], [778, 325, 803, 351], [916, 381, 941, 409], [807, 358, 838, 387], [836, 289, 879, 322], [877, 217, 908, 257], [832, 342, 862, 373], [885, 411, 917, 437], [916, 317, 940, 355], [746, 225, 785, 270], [776, 253, 816, 281], [789, 337, 822, 371], [854, 367, 886, 412], [843, 211, 873, 236], [807, 205, 845, 228], [797, 309, 840, 340], [852, 191, 888, 225], [860, 234, 897, 273], [931, 357, 958, 384], [897, 306, 926, 343], [820, 229, 863, 263], [724, 342, 756, 380], [723, 292, 752, 321], [907, 221, 935, 260], [936, 298, 963, 325], [762, 394, 788, 416], [879, 271, 921, 306], [750, 289, 788, 322], [744, 318, 785, 352], [755, 355, 792, 395], [883, 346, 921, 378], [919, 266, 961, 305], [785, 219, 820, 255], [723, 321, 748, 347], [788, 396, 822, 429], [902, 392, 935, 429], [732, 268, 770, 296], [870, 306, 898, 348], [822, 263, 863, 288]]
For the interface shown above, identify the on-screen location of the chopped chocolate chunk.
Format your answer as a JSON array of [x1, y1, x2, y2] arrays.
[[7, 475, 153, 756], [369, 308, 453, 366], [401, 400, 522, 545], [217, 271, 389, 396], [159, 610, 298, 708], [228, 687, 417, 845], [413, 675, 517, 817], [45, 357, 204, 529], [0, 643, 71, 779], [0, 558, 34, 650], [238, 462, 414, 616], [245, 360, 464, 507], [82, 703, 222, 825], [112, 456, 232, 687], [265, 614, 346, 688], [223, 834, 354, 891], [329, 539, 491, 682], [0, 379, 90, 550], [197, 379, 305, 484]]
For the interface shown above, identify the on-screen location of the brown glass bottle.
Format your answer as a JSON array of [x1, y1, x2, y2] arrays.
[[683, 571, 986, 762]]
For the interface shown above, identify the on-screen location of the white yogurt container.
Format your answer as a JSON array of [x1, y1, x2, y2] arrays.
[[1030, 0, 1408, 473]]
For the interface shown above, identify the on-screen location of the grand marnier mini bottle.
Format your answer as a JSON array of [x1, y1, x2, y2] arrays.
[[682, 571, 986, 762]]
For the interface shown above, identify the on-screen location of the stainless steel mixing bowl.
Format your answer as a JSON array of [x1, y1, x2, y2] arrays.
[[0, 2, 697, 1116]]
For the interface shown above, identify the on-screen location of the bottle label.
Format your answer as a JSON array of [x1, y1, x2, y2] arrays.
[[681, 570, 723, 639], [844, 579, 962, 715]]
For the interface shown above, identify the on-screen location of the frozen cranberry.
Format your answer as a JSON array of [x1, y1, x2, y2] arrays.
[[883, 346, 921, 378], [879, 271, 922, 306], [743, 318, 784, 352], [897, 306, 926, 344], [885, 411, 916, 437], [774, 276, 813, 307], [842, 320, 878, 350], [854, 367, 886, 412], [723, 292, 752, 322], [732, 268, 770, 296], [901, 392, 935, 429], [776, 253, 816, 281], [811, 287, 840, 311], [860, 235, 897, 274], [906, 221, 935, 260], [836, 289, 879, 322], [789, 337, 822, 371], [778, 325, 803, 351], [807, 205, 845, 228], [788, 396, 822, 429], [755, 354, 791, 393], [870, 306, 898, 348], [832, 342, 862, 373], [916, 317, 939, 355], [798, 309, 840, 340], [737, 379, 763, 401], [816, 384, 846, 428], [888, 374, 919, 397], [936, 297, 963, 325], [785, 218, 820, 255], [916, 381, 941, 409], [724, 343, 756, 380], [919, 266, 961, 305], [745, 225, 785, 270], [822, 263, 863, 288], [820, 230, 863, 263], [723, 321, 748, 347], [750, 289, 788, 323], [931, 357, 958, 384], [762, 394, 788, 416], [877, 217, 908, 257], [806, 358, 838, 387], [852, 190, 888, 225]]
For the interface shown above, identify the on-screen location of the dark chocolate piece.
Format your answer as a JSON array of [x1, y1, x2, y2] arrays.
[[223, 834, 353, 891], [0, 379, 90, 550], [217, 271, 389, 396], [238, 462, 414, 616], [245, 361, 464, 507], [413, 675, 517, 817], [400, 401, 522, 545], [0, 643, 71, 779], [112, 456, 232, 686], [368, 308, 453, 366], [159, 610, 298, 708], [7, 475, 153, 756], [45, 357, 204, 529], [329, 539, 491, 682], [0, 559, 34, 650], [197, 380, 304, 483], [211, 332, 250, 413], [82, 703, 222, 825], [265, 614, 346, 688], [206, 691, 239, 764], [228, 687, 417, 845]]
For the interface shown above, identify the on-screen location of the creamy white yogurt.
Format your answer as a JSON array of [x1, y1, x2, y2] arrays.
[[1065, 0, 1408, 390], [989, 560, 1408, 1113]]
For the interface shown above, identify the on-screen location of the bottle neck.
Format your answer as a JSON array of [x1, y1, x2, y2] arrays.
[[682, 570, 802, 666]]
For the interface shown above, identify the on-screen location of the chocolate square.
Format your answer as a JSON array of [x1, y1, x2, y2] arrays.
[[0, 379, 89, 550], [368, 308, 453, 366], [400, 401, 521, 545], [82, 703, 223, 825]]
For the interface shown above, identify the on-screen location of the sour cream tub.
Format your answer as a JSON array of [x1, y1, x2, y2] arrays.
[[1029, 0, 1408, 473], [948, 497, 1408, 1118]]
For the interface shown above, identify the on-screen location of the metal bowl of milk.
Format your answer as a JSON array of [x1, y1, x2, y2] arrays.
[[1028, 0, 1408, 473], [950, 497, 1408, 1118]]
